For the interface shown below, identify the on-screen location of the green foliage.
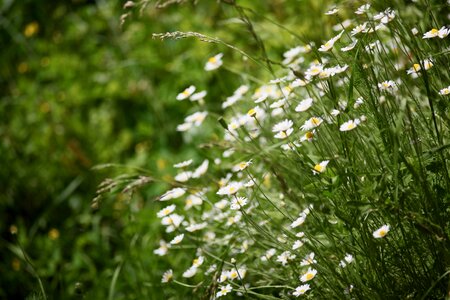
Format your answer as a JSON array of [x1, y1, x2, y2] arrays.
[[2, 0, 450, 299]]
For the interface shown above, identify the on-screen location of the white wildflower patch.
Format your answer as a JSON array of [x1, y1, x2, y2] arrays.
[[132, 3, 448, 299]]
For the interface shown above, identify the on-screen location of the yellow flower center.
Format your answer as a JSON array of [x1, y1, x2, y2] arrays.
[[346, 122, 356, 130], [247, 108, 256, 117], [430, 28, 438, 34], [312, 118, 321, 125], [305, 131, 314, 139], [48, 228, 60, 240], [306, 273, 314, 280], [24, 22, 39, 37], [314, 164, 323, 172], [229, 187, 236, 193], [311, 67, 320, 74], [379, 230, 387, 237], [208, 56, 217, 64], [413, 64, 421, 71]]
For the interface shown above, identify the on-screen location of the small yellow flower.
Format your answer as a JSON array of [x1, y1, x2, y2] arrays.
[[48, 228, 60, 240], [24, 22, 39, 37], [9, 225, 18, 235], [12, 258, 21, 271]]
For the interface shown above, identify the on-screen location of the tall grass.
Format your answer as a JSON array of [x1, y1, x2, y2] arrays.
[[103, 0, 450, 298]]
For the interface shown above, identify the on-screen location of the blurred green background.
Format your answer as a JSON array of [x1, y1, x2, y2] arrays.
[[0, 0, 333, 298]]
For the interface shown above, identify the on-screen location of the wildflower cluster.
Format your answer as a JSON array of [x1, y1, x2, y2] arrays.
[[113, 1, 450, 298]]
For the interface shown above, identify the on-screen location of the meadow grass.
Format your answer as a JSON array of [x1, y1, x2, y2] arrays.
[[100, 0, 450, 298]]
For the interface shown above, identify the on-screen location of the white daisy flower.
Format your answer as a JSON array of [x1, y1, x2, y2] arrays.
[[176, 85, 196, 100], [192, 256, 204, 267], [261, 248, 276, 261], [157, 204, 176, 218], [301, 117, 323, 131], [192, 159, 209, 178], [269, 98, 287, 109], [354, 97, 364, 108], [170, 233, 184, 245], [190, 90, 207, 101], [344, 253, 354, 264], [290, 216, 306, 228], [185, 194, 203, 210], [232, 160, 252, 172], [185, 111, 208, 126], [313, 160, 329, 174], [293, 284, 311, 296], [325, 8, 339, 15], [318, 31, 344, 52], [182, 266, 198, 278], [300, 268, 318, 282], [274, 128, 294, 139], [230, 197, 248, 210], [276, 251, 296, 266], [174, 159, 193, 168], [272, 119, 294, 139], [439, 86, 450, 95], [423, 26, 449, 39], [174, 171, 192, 182], [153, 239, 170, 256], [305, 64, 323, 77], [185, 222, 207, 232], [341, 39, 358, 52], [340, 119, 360, 131], [216, 284, 232, 298], [159, 187, 186, 201], [296, 231, 305, 238], [295, 98, 314, 112], [355, 4, 370, 15], [300, 252, 317, 266], [378, 80, 397, 93], [373, 8, 395, 24], [234, 85, 249, 95], [227, 267, 246, 280], [217, 181, 242, 196], [373, 224, 390, 238], [291, 79, 308, 89], [161, 213, 184, 228], [292, 240, 304, 250], [300, 131, 315, 142], [282, 46, 303, 65], [161, 269, 173, 283], [176, 122, 192, 132], [204, 53, 223, 71], [351, 23, 367, 36]]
